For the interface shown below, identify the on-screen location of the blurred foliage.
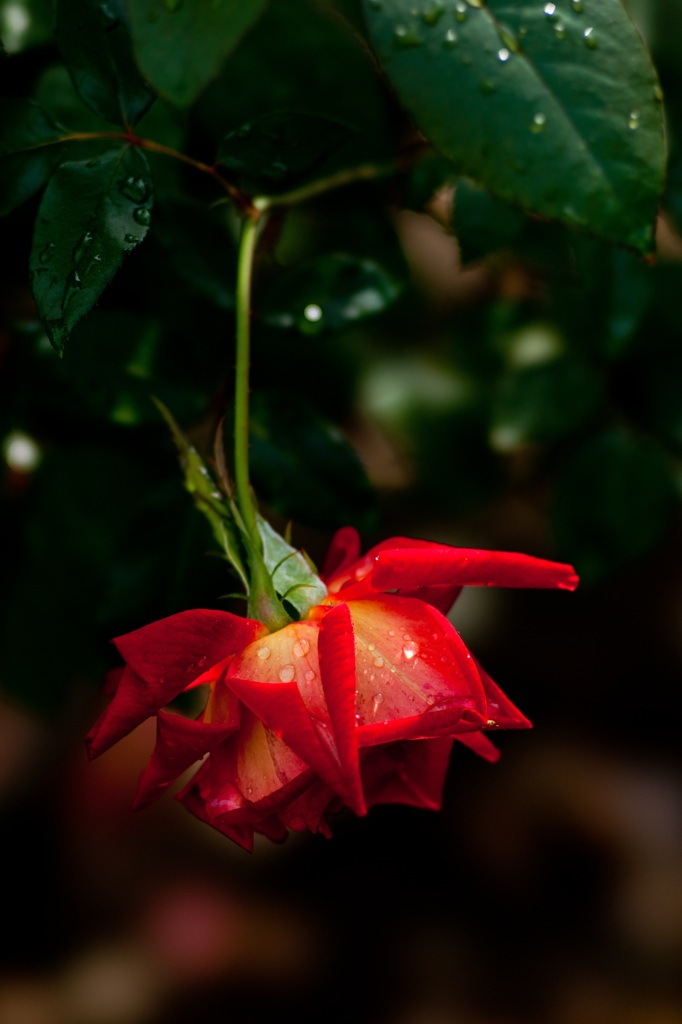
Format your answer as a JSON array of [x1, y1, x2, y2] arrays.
[[1, 0, 681, 720]]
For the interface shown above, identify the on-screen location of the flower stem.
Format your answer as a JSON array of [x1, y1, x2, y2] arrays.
[[233, 213, 263, 544]]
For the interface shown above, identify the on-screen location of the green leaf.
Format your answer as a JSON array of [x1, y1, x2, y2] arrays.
[[364, 0, 665, 252], [218, 110, 353, 193], [0, 99, 66, 216], [29, 146, 153, 350], [489, 354, 603, 451], [261, 253, 403, 334], [552, 428, 676, 582], [248, 390, 377, 531], [257, 516, 327, 619], [127, 0, 270, 108], [55, 0, 155, 126]]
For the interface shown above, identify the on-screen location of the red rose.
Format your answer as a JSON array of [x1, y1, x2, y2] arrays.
[[87, 528, 578, 851]]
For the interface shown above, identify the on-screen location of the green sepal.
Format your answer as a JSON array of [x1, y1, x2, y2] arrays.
[[153, 398, 249, 592], [257, 516, 327, 619]]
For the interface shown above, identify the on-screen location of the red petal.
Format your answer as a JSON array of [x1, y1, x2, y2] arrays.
[[455, 731, 501, 763], [86, 664, 158, 759], [361, 738, 455, 811], [371, 547, 579, 592], [133, 687, 241, 809], [114, 608, 266, 693], [345, 596, 487, 747], [176, 762, 256, 852], [317, 603, 365, 816], [226, 622, 361, 811], [475, 659, 532, 730], [322, 526, 361, 580]]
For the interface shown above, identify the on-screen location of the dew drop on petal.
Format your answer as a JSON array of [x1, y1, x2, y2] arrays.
[[486, 719, 497, 727], [293, 638, 310, 658], [305, 669, 316, 682], [403, 641, 418, 660], [403, 633, 411, 641], [368, 643, 376, 652], [426, 695, 436, 706], [257, 646, 271, 661], [373, 657, 384, 668], [279, 664, 296, 682], [388, 629, 396, 637]]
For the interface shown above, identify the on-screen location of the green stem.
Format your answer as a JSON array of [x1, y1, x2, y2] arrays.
[[233, 213, 263, 544]]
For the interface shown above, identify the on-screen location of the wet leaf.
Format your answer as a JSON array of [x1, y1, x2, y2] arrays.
[[257, 516, 327, 618], [127, 0, 270, 108], [55, 0, 155, 126], [29, 146, 153, 350], [0, 99, 66, 216], [364, 0, 665, 252]]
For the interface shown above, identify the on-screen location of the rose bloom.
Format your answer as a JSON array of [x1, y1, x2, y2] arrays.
[[87, 528, 578, 851]]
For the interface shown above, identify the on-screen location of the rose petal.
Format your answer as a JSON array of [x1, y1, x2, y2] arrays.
[[474, 659, 531, 730], [345, 596, 487, 747], [371, 547, 579, 592], [132, 684, 241, 809], [115, 608, 267, 692], [317, 603, 366, 816], [455, 731, 501, 763], [322, 526, 361, 580], [86, 664, 156, 759], [362, 737, 455, 811]]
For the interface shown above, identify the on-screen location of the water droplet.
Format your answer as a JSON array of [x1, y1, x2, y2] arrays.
[[393, 23, 423, 46], [403, 633, 411, 641], [486, 718, 497, 727], [628, 109, 640, 130], [39, 242, 55, 265], [421, 0, 445, 25], [570, 0, 584, 11], [373, 657, 384, 668], [198, 655, 207, 666], [279, 664, 296, 682], [246, 786, 253, 795], [304, 669, 316, 682], [431, 632, 439, 641], [257, 646, 271, 661], [74, 232, 93, 264], [554, 21, 566, 38], [582, 26, 597, 47], [124, 233, 139, 244], [497, 47, 510, 62], [133, 206, 151, 226], [293, 638, 310, 658], [373, 692, 384, 705], [443, 27, 458, 46], [530, 111, 547, 132], [479, 78, 496, 95], [119, 176, 150, 203], [403, 641, 418, 660], [303, 303, 322, 322], [388, 629, 396, 637], [454, 2, 468, 21], [426, 695, 436, 706], [544, 2, 556, 16]]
